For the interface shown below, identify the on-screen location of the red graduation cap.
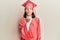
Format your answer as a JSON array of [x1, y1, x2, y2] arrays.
[[22, 0, 37, 8]]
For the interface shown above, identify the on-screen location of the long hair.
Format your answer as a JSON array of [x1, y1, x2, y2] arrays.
[[23, 12, 35, 18]]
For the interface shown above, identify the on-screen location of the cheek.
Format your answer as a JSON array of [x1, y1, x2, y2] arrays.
[[30, 11, 33, 14], [30, 10, 33, 12], [25, 10, 28, 13]]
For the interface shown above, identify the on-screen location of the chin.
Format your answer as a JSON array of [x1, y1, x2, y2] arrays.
[[27, 14, 30, 16], [27, 14, 31, 16]]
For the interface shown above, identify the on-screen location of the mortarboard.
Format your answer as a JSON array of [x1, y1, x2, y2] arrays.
[[22, 0, 37, 8]]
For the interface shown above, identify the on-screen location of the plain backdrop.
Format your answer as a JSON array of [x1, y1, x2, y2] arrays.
[[0, 0, 60, 40]]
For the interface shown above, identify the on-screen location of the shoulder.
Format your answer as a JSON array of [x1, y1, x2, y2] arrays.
[[34, 17, 41, 21], [19, 17, 24, 21]]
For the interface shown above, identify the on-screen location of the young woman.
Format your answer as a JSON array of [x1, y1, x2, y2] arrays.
[[18, 0, 41, 40]]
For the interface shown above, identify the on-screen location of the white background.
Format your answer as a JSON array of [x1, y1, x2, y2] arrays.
[[0, 0, 60, 40]]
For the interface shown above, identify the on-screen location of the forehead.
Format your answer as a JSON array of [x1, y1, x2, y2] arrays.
[[25, 3, 33, 8]]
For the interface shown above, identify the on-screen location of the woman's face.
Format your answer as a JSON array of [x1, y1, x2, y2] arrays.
[[25, 6, 33, 16]]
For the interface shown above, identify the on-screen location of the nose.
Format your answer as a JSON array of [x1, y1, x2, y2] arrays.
[[28, 9, 30, 12]]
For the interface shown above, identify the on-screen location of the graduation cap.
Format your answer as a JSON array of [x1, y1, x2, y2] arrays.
[[22, 0, 37, 8]]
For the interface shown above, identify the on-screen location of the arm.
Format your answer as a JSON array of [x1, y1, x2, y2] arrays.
[[37, 18, 41, 40], [18, 18, 26, 40], [18, 18, 24, 32], [18, 19, 23, 40], [18, 22, 22, 33]]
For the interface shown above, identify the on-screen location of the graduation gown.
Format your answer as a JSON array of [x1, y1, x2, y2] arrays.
[[18, 17, 41, 40]]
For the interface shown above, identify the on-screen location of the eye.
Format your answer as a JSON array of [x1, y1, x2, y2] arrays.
[[26, 8, 29, 11], [30, 8, 32, 10]]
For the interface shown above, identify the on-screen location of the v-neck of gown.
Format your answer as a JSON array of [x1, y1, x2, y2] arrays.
[[23, 17, 34, 31]]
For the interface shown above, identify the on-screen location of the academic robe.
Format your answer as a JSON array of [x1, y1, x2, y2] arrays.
[[18, 17, 41, 40]]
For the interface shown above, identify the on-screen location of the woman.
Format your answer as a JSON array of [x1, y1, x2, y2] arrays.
[[18, 0, 41, 40]]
